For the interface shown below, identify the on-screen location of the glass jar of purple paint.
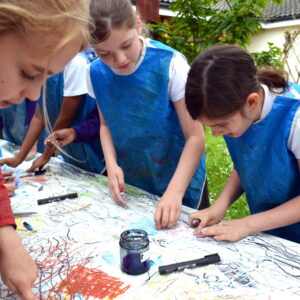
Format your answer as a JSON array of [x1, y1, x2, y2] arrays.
[[119, 229, 150, 275]]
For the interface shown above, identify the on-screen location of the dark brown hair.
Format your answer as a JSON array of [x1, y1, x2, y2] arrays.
[[89, 0, 136, 43], [185, 44, 288, 120]]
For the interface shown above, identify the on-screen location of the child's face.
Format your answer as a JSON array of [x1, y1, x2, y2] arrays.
[[0, 32, 82, 108], [201, 112, 253, 138], [93, 25, 142, 75]]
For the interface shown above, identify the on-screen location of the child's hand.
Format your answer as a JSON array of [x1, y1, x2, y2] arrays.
[[2, 171, 14, 181], [46, 128, 76, 147], [154, 192, 182, 229], [194, 219, 251, 242], [26, 155, 50, 173], [0, 226, 38, 300], [4, 182, 18, 196], [189, 204, 226, 231], [107, 165, 126, 206], [0, 157, 22, 168], [1, 171, 18, 196]]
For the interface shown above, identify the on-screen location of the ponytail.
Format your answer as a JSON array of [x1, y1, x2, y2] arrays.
[[257, 69, 288, 93]]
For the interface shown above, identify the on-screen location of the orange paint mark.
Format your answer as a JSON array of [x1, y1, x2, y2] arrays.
[[50, 204, 92, 216], [21, 176, 48, 182], [53, 265, 130, 299]]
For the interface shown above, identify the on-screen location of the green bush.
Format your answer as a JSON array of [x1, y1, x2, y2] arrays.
[[251, 42, 284, 68]]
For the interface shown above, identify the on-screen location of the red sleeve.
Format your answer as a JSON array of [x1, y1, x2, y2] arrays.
[[0, 169, 16, 228]]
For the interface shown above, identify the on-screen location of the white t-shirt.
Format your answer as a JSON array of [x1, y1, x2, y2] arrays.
[[260, 84, 300, 158], [87, 37, 189, 103], [63, 54, 88, 97]]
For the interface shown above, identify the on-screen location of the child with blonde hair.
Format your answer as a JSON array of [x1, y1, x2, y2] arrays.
[[0, 0, 90, 298]]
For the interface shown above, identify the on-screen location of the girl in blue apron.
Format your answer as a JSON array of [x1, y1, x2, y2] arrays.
[[186, 45, 300, 244], [88, 0, 208, 229]]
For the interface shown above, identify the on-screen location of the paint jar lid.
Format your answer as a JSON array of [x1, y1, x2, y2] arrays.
[[119, 229, 149, 250]]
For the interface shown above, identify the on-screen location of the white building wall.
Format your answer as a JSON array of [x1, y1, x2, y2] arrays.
[[247, 21, 300, 82]]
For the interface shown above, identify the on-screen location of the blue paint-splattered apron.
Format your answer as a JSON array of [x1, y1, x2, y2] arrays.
[[90, 42, 206, 208], [225, 84, 300, 243], [0, 99, 45, 152]]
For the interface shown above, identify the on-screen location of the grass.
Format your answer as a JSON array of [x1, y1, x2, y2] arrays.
[[204, 126, 250, 220]]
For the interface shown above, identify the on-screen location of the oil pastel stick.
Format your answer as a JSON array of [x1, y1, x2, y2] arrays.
[[191, 218, 201, 228]]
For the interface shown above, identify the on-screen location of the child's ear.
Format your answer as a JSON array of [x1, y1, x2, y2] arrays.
[[136, 15, 143, 35], [245, 93, 259, 111]]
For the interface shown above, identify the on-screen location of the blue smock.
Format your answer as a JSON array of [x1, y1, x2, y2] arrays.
[[90, 40, 206, 208], [39, 72, 104, 174], [79, 48, 97, 63], [224, 83, 300, 243], [0, 99, 45, 152]]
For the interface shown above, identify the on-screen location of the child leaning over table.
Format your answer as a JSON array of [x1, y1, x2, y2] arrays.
[[0, 0, 90, 298], [186, 45, 300, 244], [0, 53, 105, 175], [88, 0, 209, 230]]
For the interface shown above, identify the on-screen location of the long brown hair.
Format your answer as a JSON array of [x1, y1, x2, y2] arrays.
[[89, 0, 136, 43], [185, 44, 288, 120]]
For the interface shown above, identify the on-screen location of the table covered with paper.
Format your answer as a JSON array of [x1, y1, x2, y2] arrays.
[[0, 140, 299, 300]]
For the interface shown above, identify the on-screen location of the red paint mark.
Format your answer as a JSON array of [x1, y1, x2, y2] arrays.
[[21, 176, 48, 182], [53, 265, 130, 299], [151, 155, 166, 164]]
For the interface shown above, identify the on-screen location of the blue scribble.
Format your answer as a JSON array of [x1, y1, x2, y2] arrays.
[[128, 217, 158, 235], [75, 293, 83, 300], [102, 251, 116, 265]]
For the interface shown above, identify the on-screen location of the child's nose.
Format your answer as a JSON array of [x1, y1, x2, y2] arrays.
[[21, 81, 42, 101], [113, 51, 126, 64]]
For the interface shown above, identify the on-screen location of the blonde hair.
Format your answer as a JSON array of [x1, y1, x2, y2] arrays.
[[0, 0, 91, 50], [0, 0, 92, 162]]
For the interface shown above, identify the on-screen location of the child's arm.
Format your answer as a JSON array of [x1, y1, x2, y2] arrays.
[[51, 96, 82, 131], [30, 54, 88, 172], [197, 160, 300, 242], [154, 98, 205, 229], [98, 106, 125, 205], [72, 107, 100, 143], [0, 225, 37, 299], [27, 96, 82, 172], [1, 171, 18, 196], [0, 106, 44, 168], [46, 106, 99, 147], [0, 174, 37, 299], [190, 168, 243, 230]]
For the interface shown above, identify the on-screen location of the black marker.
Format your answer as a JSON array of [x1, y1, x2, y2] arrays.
[[37, 192, 78, 205], [158, 253, 221, 275]]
